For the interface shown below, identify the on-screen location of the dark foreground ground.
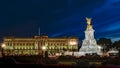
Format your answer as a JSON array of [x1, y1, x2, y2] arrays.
[[0, 55, 120, 68]]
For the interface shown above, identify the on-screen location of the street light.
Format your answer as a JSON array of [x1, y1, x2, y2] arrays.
[[1, 43, 6, 57], [42, 46, 47, 58], [98, 45, 103, 52], [1, 43, 6, 48]]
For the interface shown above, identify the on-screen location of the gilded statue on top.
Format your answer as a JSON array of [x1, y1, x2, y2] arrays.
[[86, 17, 91, 25], [86, 17, 92, 30]]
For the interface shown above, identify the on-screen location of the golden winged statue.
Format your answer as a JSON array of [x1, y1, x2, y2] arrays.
[[86, 17, 92, 30], [86, 17, 92, 25]]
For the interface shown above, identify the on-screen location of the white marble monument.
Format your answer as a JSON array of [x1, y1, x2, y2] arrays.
[[79, 17, 101, 55]]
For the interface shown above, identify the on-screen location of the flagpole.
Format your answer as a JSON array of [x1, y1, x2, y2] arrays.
[[38, 27, 40, 36]]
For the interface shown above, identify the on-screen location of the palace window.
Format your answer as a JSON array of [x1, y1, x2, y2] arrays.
[[15, 46, 17, 49], [27, 47, 29, 49], [58, 46, 60, 49], [52, 46, 54, 49], [21, 47, 23, 49], [64, 46, 67, 49], [18, 46, 20, 49], [61, 45, 63, 49], [30, 46, 33, 49], [55, 46, 57, 49], [49, 46, 51, 49], [25, 47, 26, 49]]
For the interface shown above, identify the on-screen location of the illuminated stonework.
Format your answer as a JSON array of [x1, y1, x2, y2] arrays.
[[2, 36, 78, 56], [79, 18, 100, 54]]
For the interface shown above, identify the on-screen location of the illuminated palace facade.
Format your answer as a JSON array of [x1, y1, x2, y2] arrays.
[[2, 36, 78, 56]]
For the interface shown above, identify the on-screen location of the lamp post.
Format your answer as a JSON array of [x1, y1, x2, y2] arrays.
[[1, 43, 6, 57], [42, 46, 47, 58], [1, 43, 6, 48], [98, 45, 102, 52]]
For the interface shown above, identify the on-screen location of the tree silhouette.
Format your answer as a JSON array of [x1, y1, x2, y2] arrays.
[[113, 40, 120, 49], [97, 38, 112, 51]]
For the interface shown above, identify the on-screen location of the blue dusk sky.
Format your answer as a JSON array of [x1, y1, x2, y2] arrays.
[[0, 0, 120, 42]]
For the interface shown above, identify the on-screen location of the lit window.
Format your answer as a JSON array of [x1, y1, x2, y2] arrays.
[[18, 47, 20, 49], [55, 46, 57, 49], [49, 47, 51, 49], [31, 46, 33, 49], [58, 46, 60, 49], [52, 46, 54, 49], [15, 47, 17, 49]]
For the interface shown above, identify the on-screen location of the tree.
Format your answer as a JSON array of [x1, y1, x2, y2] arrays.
[[113, 40, 120, 49], [97, 38, 112, 45], [97, 38, 112, 51]]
